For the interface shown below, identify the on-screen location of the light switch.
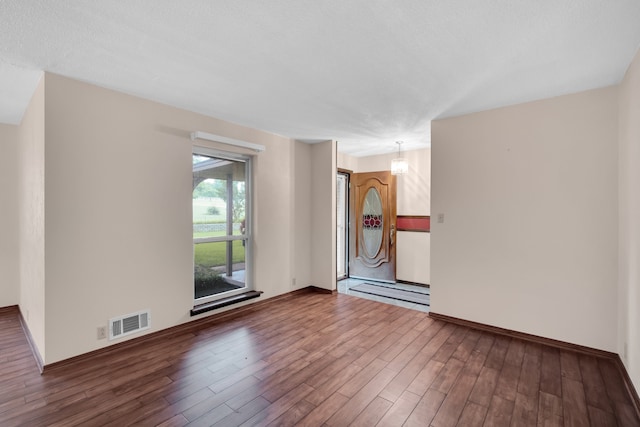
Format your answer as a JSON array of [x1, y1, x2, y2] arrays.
[[437, 213, 445, 223]]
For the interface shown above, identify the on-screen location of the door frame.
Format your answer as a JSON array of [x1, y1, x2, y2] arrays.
[[337, 169, 351, 281], [348, 170, 397, 282]]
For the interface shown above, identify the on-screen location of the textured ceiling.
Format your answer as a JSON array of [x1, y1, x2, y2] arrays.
[[1, 1, 640, 156]]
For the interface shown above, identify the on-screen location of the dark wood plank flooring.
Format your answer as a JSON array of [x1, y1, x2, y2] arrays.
[[1, 292, 638, 426]]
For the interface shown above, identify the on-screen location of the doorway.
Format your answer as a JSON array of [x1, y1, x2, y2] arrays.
[[348, 171, 397, 282], [337, 169, 430, 310]]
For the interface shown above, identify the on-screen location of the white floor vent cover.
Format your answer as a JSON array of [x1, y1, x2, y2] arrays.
[[109, 310, 150, 340]]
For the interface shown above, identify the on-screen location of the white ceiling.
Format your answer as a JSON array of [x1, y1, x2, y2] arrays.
[[1, 1, 640, 156]]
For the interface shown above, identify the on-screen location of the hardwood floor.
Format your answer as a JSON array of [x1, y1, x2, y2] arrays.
[[1, 292, 638, 426]]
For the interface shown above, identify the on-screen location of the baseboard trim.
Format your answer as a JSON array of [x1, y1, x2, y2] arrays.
[[613, 354, 640, 420], [429, 311, 616, 359], [40, 287, 323, 374], [429, 311, 640, 421], [15, 306, 44, 374], [308, 286, 336, 294]]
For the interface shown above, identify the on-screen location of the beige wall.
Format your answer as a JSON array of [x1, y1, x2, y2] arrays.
[[339, 149, 431, 284], [396, 232, 430, 284], [432, 86, 619, 352], [337, 151, 358, 172], [354, 149, 431, 215], [39, 73, 301, 364], [618, 48, 640, 390], [310, 141, 337, 291], [18, 77, 46, 361], [0, 124, 19, 307], [292, 141, 312, 289]]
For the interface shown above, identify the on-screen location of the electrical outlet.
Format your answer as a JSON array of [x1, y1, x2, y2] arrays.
[[437, 213, 445, 223], [97, 326, 107, 340], [624, 342, 628, 361], [291, 278, 296, 288]]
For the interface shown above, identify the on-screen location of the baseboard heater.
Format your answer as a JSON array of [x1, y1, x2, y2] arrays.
[[191, 291, 263, 316]]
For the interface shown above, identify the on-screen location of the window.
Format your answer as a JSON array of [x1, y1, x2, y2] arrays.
[[193, 149, 251, 302]]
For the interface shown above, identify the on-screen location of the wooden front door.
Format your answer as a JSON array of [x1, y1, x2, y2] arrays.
[[349, 171, 397, 282]]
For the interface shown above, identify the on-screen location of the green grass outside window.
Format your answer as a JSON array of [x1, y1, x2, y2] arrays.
[[194, 240, 245, 268]]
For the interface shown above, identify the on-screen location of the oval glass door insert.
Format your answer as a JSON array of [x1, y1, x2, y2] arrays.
[[362, 187, 383, 258]]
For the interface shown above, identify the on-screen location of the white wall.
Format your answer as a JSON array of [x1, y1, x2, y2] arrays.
[[618, 47, 640, 390], [339, 149, 431, 284], [310, 141, 337, 291], [0, 123, 19, 307], [40, 73, 300, 364], [18, 77, 46, 361], [432, 86, 619, 352]]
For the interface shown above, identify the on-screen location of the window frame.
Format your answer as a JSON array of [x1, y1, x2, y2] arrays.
[[192, 145, 253, 305]]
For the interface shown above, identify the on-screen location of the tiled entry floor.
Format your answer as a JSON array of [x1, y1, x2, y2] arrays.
[[338, 277, 430, 313]]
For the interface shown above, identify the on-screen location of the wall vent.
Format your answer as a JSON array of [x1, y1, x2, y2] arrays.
[[109, 310, 150, 340]]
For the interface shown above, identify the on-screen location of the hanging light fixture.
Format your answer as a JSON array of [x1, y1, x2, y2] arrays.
[[391, 141, 408, 175]]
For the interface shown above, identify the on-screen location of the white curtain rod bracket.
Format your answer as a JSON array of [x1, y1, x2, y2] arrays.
[[190, 131, 266, 153]]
